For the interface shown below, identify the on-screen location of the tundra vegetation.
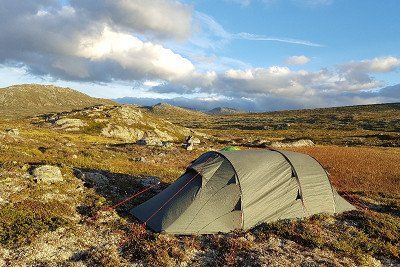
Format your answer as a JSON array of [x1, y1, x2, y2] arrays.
[[0, 85, 399, 266]]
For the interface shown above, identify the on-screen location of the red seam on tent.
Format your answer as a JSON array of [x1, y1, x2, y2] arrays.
[[142, 172, 201, 227], [90, 183, 158, 221], [142, 156, 213, 228]]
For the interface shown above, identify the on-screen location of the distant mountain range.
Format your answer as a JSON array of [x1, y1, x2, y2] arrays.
[[1, 83, 399, 120], [0, 84, 116, 119]]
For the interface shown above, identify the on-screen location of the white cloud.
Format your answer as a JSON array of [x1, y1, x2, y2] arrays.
[[234, 33, 323, 47], [71, 0, 193, 40], [339, 56, 400, 73], [77, 27, 195, 81], [286, 55, 311, 65]]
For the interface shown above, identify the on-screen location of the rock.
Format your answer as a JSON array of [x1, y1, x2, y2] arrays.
[[132, 157, 146, 162], [136, 137, 163, 146], [252, 139, 271, 147], [117, 105, 143, 125], [138, 176, 160, 187], [54, 118, 86, 131], [5, 128, 19, 136], [153, 128, 174, 141], [185, 143, 194, 150], [101, 124, 144, 142], [186, 136, 201, 144], [162, 141, 173, 148], [32, 165, 63, 184], [271, 139, 315, 148], [84, 172, 109, 187]]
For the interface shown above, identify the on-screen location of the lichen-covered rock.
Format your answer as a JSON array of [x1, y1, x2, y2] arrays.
[[32, 165, 63, 184], [116, 105, 143, 125], [101, 124, 144, 142], [153, 128, 174, 141], [138, 176, 161, 187], [5, 128, 19, 136], [54, 118, 86, 131], [185, 143, 194, 150], [186, 136, 201, 144], [84, 172, 109, 187], [136, 137, 163, 146], [271, 139, 315, 148]]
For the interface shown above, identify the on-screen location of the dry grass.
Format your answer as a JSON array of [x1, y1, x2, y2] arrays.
[[291, 146, 400, 194]]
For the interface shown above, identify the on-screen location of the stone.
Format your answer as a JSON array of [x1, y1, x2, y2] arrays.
[[132, 157, 146, 162], [32, 165, 63, 184], [101, 124, 144, 142], [186, 135, 201, 144], [139, 176, 160, 187], [185, 143, 194, 150], [271, 139, 315, 148], [84, 172, 109, 187], [162, 141, 173, 148], [136, 137, 163, 146], [54, 118, 86, 131], [5, 128, 19, 136]]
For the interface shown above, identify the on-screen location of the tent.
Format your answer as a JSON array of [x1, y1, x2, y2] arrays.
[[131, 149, 355, 234]]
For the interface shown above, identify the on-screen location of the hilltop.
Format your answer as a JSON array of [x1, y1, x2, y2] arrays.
[[0, 84, 116, 119]]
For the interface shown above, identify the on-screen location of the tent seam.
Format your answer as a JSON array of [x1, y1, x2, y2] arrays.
[[267, 148, 309, 217], [214, 151, 244, 229]]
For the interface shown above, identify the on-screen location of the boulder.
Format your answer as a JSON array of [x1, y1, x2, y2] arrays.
[[185, 143, 194, 151], [271, 139, 315, 148], [84, 172, 109, 187], [136, 137, 163, 146], [117, 106, 143, 125], [138, 176, 161, 187], [162, 141, 173, 148], [186, 136, 201, 144], [101, 124, 144, 142], [33, 165, 63, 184], [55, 118, 86, 131], [5, 128, 19, 136]]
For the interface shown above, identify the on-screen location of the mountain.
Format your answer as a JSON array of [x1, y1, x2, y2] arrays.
[[207, 107, 244, 115], [0, 84, 116, 119]]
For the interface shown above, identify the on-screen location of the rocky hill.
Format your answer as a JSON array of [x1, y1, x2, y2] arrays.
[[0, 84, 116, 119], [33, 104, 200, 143]]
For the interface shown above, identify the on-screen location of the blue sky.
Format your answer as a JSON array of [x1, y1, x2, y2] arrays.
[[192, 0, 400, 79], [0, 0, 399, 111]]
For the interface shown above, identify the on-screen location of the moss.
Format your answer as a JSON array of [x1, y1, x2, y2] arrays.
[[0, 203, 70, 247]]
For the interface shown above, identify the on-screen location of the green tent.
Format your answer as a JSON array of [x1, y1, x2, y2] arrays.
[[131, 149, 354, 234]]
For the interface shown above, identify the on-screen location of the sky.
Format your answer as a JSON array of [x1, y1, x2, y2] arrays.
[[0, 0, 399, 111]]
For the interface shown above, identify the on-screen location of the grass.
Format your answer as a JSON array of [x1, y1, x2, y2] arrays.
[[0, 202, 70, 247]]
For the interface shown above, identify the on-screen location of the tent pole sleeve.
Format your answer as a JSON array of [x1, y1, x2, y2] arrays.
[[266, 148, 309, 217]]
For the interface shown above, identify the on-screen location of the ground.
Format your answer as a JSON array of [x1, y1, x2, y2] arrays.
[[0, 104, 399, 266]]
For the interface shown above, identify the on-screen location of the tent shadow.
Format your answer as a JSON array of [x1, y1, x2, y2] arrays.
[[72, 167, 170, 222]]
